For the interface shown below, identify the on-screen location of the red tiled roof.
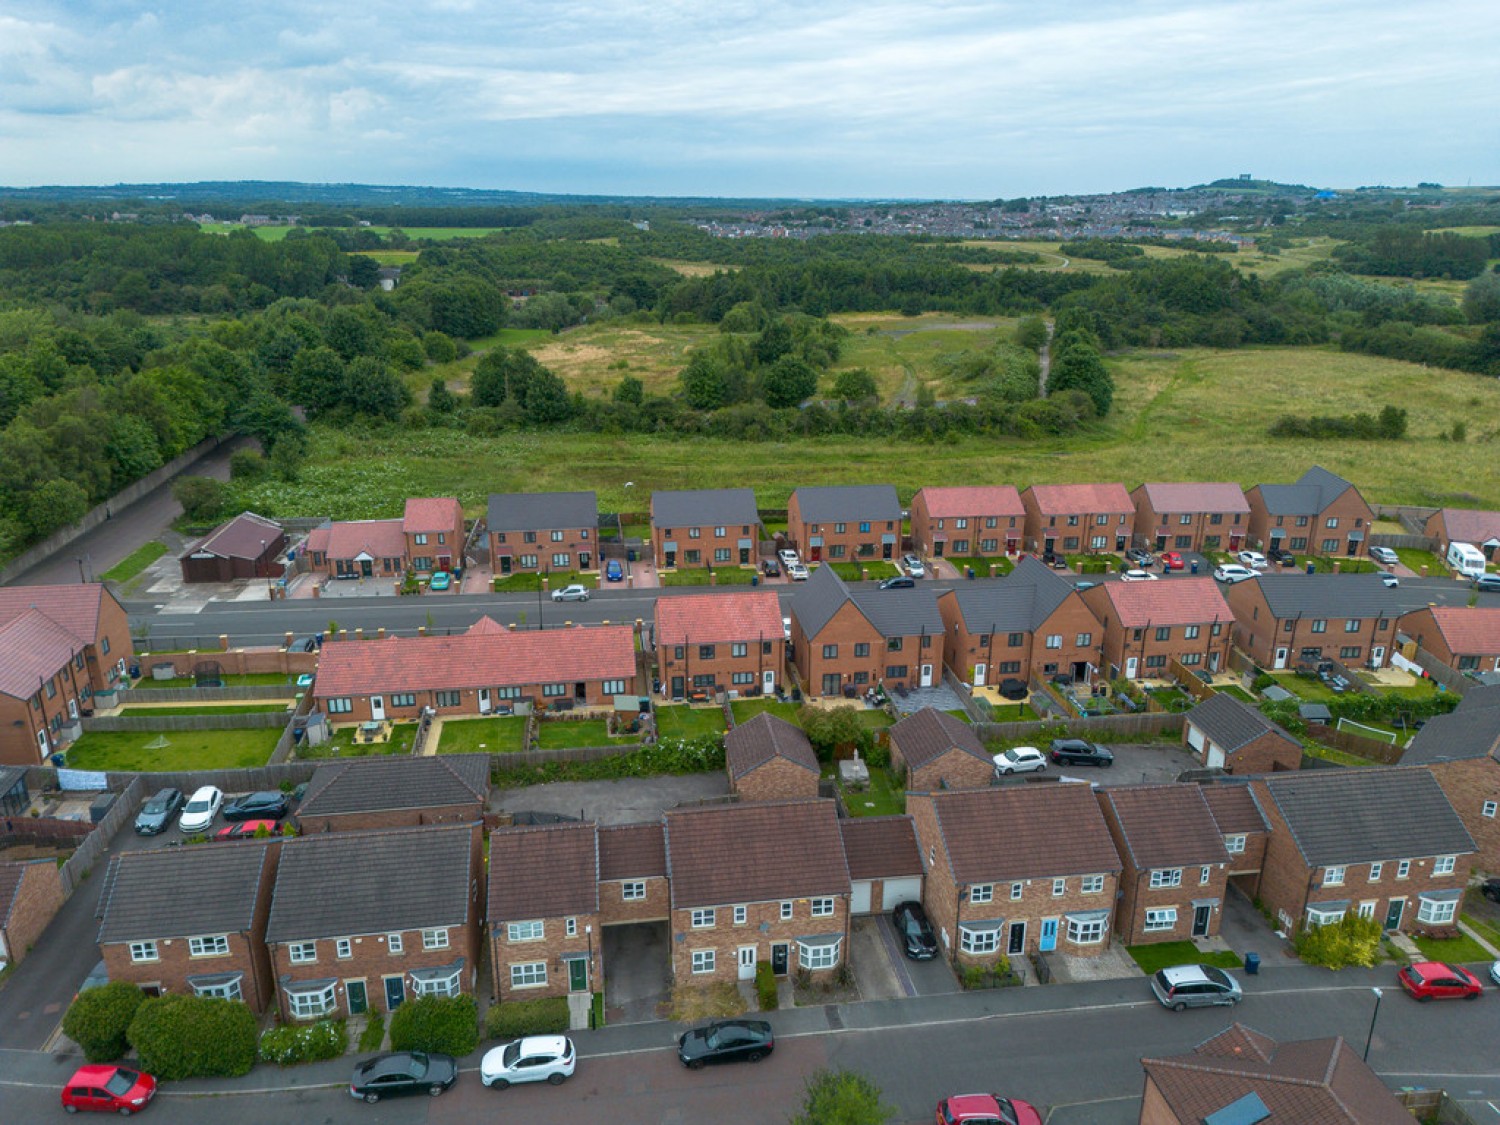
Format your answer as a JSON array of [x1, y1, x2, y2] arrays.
[[0, 610, 88, 699], [403, 497, 462, 534], [665, 800, 849, 908], [192, 511, 283, 561], [316, 519, 406, 561], [466, 616, 507, 636], [1024, 482, 1132, 514], [1136, 482, 1250, 514], [840, 817, 923, 880], [488, 822, 599, 921], [1095, 577, 1232, 627], [1434, 508, 1500, 546], [0, 583, 110, 643], [599, 823, 666, 880], [1428, 606, 1500, 656], [916, 486, 1025, 519], [655, 591, 784, 646], [313, 625, 636, 697]]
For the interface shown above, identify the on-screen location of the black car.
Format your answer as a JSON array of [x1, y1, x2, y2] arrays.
[[878, 575, 915, 590], [349, 1051, 458, 1103], [761, 558, 781, 577], [1049, 738, 1114, 767], [1267, 546, 1297, 567], [133, 787, 184, 835], [288, 636, 319, 652], [678, 1019, 774, 1069], [1482, 878, 1500, 904], [222, 790, 291, 821], [1043, 551, 1068, 570], [893, 900, 939, 960]]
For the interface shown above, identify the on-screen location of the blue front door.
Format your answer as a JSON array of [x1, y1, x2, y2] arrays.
[[1039, 918, 1058, 953]]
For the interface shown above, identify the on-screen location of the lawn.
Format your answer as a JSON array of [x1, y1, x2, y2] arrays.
[[861, 561, 903, 580], [64, 729, 283, 772], [950, 556, 1016, 577], [535, 719, 641, 750], [730, 698, 802, 725], [1267, 672, 1342, 704], [1410, 931, 1494, 965], [1304, 556, 1378, 574], [1462, 912, 1500, 950], [654, 706, 728, 740], [491, 571, 598, 593], [1394, 547, 1445, 574], [435, 716, 529, 754], [118, 704, 290, 716], [102, 540, 167, 584], [299, 725, 416, 758], [1216, 686, 1259, 704], [853, 709, 894, 729], [979, 701, 1039, 722], [1127, 942, 1244, 975], [836, 765, 905, 817], [658, 568, 757, 587], [130, 672, 298, 690], [828, 562, 864, 582]]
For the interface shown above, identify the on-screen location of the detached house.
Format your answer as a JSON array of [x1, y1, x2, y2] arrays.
[[1020, 482, 1134, 556], [791, 565, 944, 697], [888, 707, 993, 791], [725, 713, 821, 801], [179, 511, 286, 583], [1398, 606, 1500, 677], [786, 485, 902, 563], [1246, 466, 1374, 558], [1422, 507, 1500, 560], [1251, 768, 1475, 935], [909, 486, 1025, 561], [267, 824, 483, 1021], [655, 590, 785, 700], [0, 583, 132, 766], [1130, 483, 1250, 554], [302, 518, 406, 581], [1080, 577, 1233, 680], [1398, 686, 1500, 874], [937, 557, 1103, 688], [487, 491, 598, 576], [293, 754, 490, 834], [907, 786, 1122, 963], [650, 488, 761, 570], [1182, 694, 1302, 775], [402, 498, 465, 573], [488, 821, 601, 1003], [1223, 574, 1402, 671]]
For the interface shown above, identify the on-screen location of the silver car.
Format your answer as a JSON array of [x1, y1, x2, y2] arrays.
[[1151, 964, 1242, 1010]]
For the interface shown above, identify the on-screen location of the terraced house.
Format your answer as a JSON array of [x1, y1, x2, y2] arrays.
[[1246, 466, 1373, 557], [1398, 686, 1500, 874], [1223, 573, 1402, 671], [909, 485, 1025, 561], [1080, 577, 1233, 680], [1397, 606, 1500, 677], [655, 590, 785, 700], [487, 490, 598, 576], [1130, 482, 1250, 554], [791, 565, 944, 697], [1019, 482, 1134, 555], [650, 488, 762, 570], [786, 484, 902, 563]]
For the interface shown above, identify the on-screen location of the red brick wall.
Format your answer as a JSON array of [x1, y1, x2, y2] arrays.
[[492, 526, 596, 572], [489, 911, 603, 1002], [906, 750, 993, 793], [670, 897, 850, 982], [1429, 759, 1500, 875], [296, 803, 485, 835], [317, 674, 637, 723], [1085, 607, 1232, 681], [1022, 500, 1134, 555], [1225, 582, 1398, 669], [787, 496, 899, 564], [659, 639, 786, 696], [1225, 733, 1302, 775], [0, 861, 64, 965], [938, 594, 1103, 686], [1248, 488, 1373, 555], [910, 500, 1022, 560], [598, 876, 670, 926], [1130, 494, 1248, 553], [733, 758, 820, 802], [651, 522, 759, 569], [105, 931, 273, 1012]]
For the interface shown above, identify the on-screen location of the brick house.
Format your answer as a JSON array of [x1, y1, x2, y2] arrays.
[[1140, 1023, 1412, 1125], [488, 821, 601, 1003], [1182, 694, 1302, 775], [293, 753, 490, 834], [888, 707, 993, 791], [650, 489, 762, 570], [402, 498, 465, 573], [1398, 606, 1500, 676], [1251, 768, 1475, 935], [936, 557, 1104, 688], [1398, 686, 1500, 874], [312, 620, 638, 724], [97, 841, 278, 1009], [1422, 507, 1500, 561], [1019, 482, 1134, 556], [791, 565, 944, 697], [1130, 482, 1250, 553], [1080, 577, 1233, 680], [0, 859, 65, 967], [179, 511, 286, 583], [302, 518, 408, 581], [266, 824, 483, 1020], [840, 816, 924, 915], [1223, 574, 1403, 671], [786, 485, 902, 563], [663, 799, 851, 982], [909, 486, 1025, 561], [1200, 783, 1272, 900], [487, 491, 599, 576], [907, 786, 1122, 964], [655, 590, 785, 700], [0, 583, 132, 766], [725, 713, 820, 801], [1246, 466, 1374, 557], [1096, 785, 1233, 945], [597, 822, 670, 929]]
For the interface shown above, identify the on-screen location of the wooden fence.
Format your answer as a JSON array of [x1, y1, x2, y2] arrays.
[[99, 762, 319, 794], [1408, 646, 1471, 696], [973, 711, 1185, 743], [1395, 1088, 1482, 1124], [1306, 723, 1408, 765], [2, 817, 94, 844], [1368, 531, 1440, 553], [1168, 658, 1218, 704], [84, 712, 291, 732], [119, 685, 302, 702], [58, 776, 145, 897]]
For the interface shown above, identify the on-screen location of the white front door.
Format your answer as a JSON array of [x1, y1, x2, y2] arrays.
[[850, 881, 872, 914], [920, 664, 933, 687], [68, 698, 78, 719], [1125, 656, 1138, 680], [479, 688, 492, 714], [973, 663, 987, 687], [737, 946, 756, 980], [762, 669, 776, 696], [370, 696, 386, 721], [1274, 647, 1288, 670], [1370, 646, 1385, 668]]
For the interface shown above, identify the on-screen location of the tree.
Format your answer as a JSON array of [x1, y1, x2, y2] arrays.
[[613, 375, 644, 405], [796, 705, 872, 762], [1463, 268, 1500, 324], [63, 982, 145, 1063], [788, 1069, 894, 1125], [269, 434, 307, 482], [174, 476, 228, 522], [754, 319, 794, 365], [290, 345, 347, 416], [680, 353, 730, 410], [763, 355, 818, 409], [1014, 316, 1048, 350], [1048, 338, 1113, 417], [831, 369, 878, 404], [346, 357, 411, 421], [27, 477, 90, 538], [427, 377, 458, 414], [522, 367, 573, 424]]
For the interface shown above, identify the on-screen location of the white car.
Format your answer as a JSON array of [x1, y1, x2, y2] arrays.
[[1490, 960, 1500, 987], [1381, 574, 1399, 588], [778, 548, 800, 567], [1213, 564, 1258, 584], [902, 553, 926, 578], [178, 785, 224, 833], [481, 1035, 576, 1089], [551, 584, 590, 602], [1369, 546, 1399, 565], [992, 746, 1048, 775], [1119, 568, 1158, 582], [1236, 550, 1268, 569], [787, 562, 810, 581]]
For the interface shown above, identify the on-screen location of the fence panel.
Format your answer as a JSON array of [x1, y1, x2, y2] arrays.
[[973, 711, 1184, 743], [1368, 532, 1440, 552], [118, 685, 302, 702], [1408, 646, 1471, 696], [1306, 724, 1408, 765], [101, 762, 319, 794], [84, 712, 292, 732], [58, 776, 145, 897]]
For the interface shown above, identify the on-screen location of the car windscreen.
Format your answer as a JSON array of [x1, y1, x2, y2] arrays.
[[185, 798, 211, 812], [1203, 967, 1232, 988], [502, 1042, 521, 1067], [143, 797, 168, 813], [103, 1069, 139, 1096]]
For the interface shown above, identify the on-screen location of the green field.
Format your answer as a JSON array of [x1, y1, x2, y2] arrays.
[[65, 729, 282, 772]]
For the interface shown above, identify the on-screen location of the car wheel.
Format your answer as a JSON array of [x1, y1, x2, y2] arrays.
[[747, 1051, 764, 1063], [689, 1059, 705, 1070], [1038, 763, 1046, 771], [1465, 991, 1479, 1001], [1417, 994, 1431, 1003], [1000, 767, 1013, 775], [490, 1078, 510, 1090], [429, 1084, 444, 1096], [364, 1093, 379, 1104], [547, 1073, 566, 1085], [119, 1111, 132, 1118], [65, 1109, 77, 1116], [1172, 1001, 1187, 1012]]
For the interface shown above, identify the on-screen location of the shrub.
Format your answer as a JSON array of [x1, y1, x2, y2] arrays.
[[127, 994, 258, 1080], [1293, 913, 1382, 969], [1251, 673, 1276, 693], [358, 1013, 386, 1053], [63, 982, 145, 1063], [755, 961, 778, 1011], [790, 1068, 895, 1125], [259, 1018, 348, 1065], [388, 995, 479, 1058], [484, 997, 569, 1040]]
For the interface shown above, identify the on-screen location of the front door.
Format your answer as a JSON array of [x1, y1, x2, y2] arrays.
[[670, 676, 684, 698], [1192, 905, 1211, 938], [973, 663, 987, 687], [1370, 646, 1385, 668], [1384, 899, 1404, 931], [346, 980, 368, 1015], [738, 946, 757, 981], [1124, 656, 1138, 680], [500, 555, 512, 575], [360, 558, 373, 577], [771, 943, 789, 975], [383, 976, 405, 1011], [1274, 647, 1289, 670], [762, 669, 776, 696], [1209, 651, 1221, 672], [568, 958, 589, 992], [1007, 921, 1026, 955], [665, 550, 676, 568], [479, 688, 491, 714], [933, 541, 944, 558], [920, 664, 933, 687], [1039, 918, 1057, 952], [370, 696, 386, 721]]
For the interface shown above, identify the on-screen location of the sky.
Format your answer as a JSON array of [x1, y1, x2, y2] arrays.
[[2, 0, 1498, 199]]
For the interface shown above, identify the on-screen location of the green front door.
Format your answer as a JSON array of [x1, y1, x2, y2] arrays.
[[345, 980, 368, 1015], [568, 958, 589, 992]]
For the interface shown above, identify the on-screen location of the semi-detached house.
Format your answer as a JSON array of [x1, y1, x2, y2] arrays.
[[655, 590, 785, 701], [1223, 574, 1402, 671], [1130, 482, 1250, 554], [786, 485, 902, 563], [1398, 606, 1500, 677], [791, 564, 943, 697], [1246, 466, 1373, 558], [909, 485, 1025, 561], [650, 488, 762, 570], [1079, 576, 1233, 680], [1020, 482, 1134, 555], [487, 491, 599, 577], [1398, 686, 1500, 875]]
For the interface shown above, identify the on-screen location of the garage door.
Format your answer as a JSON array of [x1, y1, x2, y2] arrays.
[[1186, 723, 1205, 752], [881, 877, 922, 910], [850, 881, 873, 914]]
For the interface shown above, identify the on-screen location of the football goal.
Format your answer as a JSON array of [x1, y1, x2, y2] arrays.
[[1334, 717, 1397, 745]]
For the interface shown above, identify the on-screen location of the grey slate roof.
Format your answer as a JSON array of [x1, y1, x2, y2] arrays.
[[725, 713, 819, 779], [793, 564, 853, 638], [1253, 574, 1407, 620], [1255, 466, 1358, 516], [889, 707, 989, 770], [1259, 768, 1474, 866], [297, 754, 489, 819], [1186, 694, 1301, 755], [487, 490, 598, 532], [792, 484, 901, 523], [946, 556, 1074, 633], [98, 842, 272, 944], [1400, 685, 1500, 766], [651, 488, 760, 529], [266, 824, 475, 942], [796, 562, 942, 640]]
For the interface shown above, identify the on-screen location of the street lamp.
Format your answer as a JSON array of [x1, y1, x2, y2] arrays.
[[1363, 986, 1383, 1062]]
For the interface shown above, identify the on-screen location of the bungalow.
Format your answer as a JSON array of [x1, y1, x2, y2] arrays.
[[1182, 694, 1302, 775], [1245, 466, 1374, 558], [887, 707, 993, 791], [1130, 483, 1250, 554], [909, 486, 1025, 561], [301, 518, 407, 581], [402, 498, 465, 574], [1397, 606, 1500, 677], [1079, 577, 1233, 680], [791, 565, 944, 697], [0, 859, 65, 968], [1398, 686, 1500, 874], [1019, 482, 1133, 556], [650, 488, 761, 570], [292, 753, 490, 834], [1422, 507, 1500, 561], [725, 713, 821, 802], [487, 491, 599, 576], [786, 485, 902, 563], [179, 511, 286, 584], [1223, 573, 1402, 671], [655, 590, 785, 700]]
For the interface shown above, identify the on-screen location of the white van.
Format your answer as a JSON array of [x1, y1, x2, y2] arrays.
[[1447, 541, 1486, 579]]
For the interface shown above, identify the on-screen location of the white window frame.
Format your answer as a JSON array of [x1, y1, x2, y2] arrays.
[[566, 917, 577, 938], [288, 982, 336, 1019], [1417, 897, 1458, 925], [129, 940, 158, 963], [797, 939, 840, 970], [510, 961, 547, 989], [188, 935, 229, 957], [1144, 908, 1177, 932], [1306, 905, 1345, 927], [1224, 835, 1246, 854], [1149, 869, 1182, 889], [1323, 866, 1345, 886], [192, 977, 242, 1001], [622, 881, 646, 901], [422, 928, 449, 951], [1484, 801, 1498, 819], [780, 901, 793, 921], [969, 884, 993, 904], [387, 932, 404, 953], [1052, 877, 1066, 897], [336, 938, 352, 959], [1081, 874, 1105, 894], [1066, 916, 1106, 945], [1010, 882, 1024, 900], [289, 941, 317, 964], [811, 898, 835, 918], [1369, 862, 1382, 882], [733, 905, 747, 925], [691, 908, 716, 929], [691, 949, 716, 974], [960, 927, 999, 955], [508, 921, 544, 942], [414, 968, 462, 998], [1433, 855, 1456, 875], [1397, 860, 1411, 879], [1200, 866, 1213, 886]]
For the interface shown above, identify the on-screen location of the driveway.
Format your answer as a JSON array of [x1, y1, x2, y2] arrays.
[[850, 915, 959, 1000], [602, 922, 672, 1025], [490, 774, 730, 826], [1082, 742, 1200, 786]]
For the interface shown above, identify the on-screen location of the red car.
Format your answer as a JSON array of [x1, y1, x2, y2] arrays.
[[1160, 551, 1185, 570], [62, 1064, 157, 1115], [1398, 961, 1482, 1001], [937, 1093, 1042, 1125], [213, 819, 281, 841]]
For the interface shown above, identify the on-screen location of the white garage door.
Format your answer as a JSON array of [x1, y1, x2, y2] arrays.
[[850, 881, 873, 914], [1186, 723, 1205, 752], [881, 877, 922, 910]]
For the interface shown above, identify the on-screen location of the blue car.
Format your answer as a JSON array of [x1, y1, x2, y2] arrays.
[[605, 559, 624, 582], [429, 571, 451, 591]]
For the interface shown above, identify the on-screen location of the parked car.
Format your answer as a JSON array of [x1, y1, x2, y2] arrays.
[[223, 790, 290, 821], [1073, 580, 1099, 590], [134, 787, 184, 835], [428, 571, 451, 591], [1481, 877, 1500, 904], [551, 584, 590, 602], [61, 1064, 157, 1115], [678, 1020, 774, 1068], [1212, 564, 1258, 584], [761, 558, 781, 577], [1236, 549, 1268, 569], [778, 548, 800, 567], [605, 559, 624, 582], [787, 562, 810, 581], [288, 635, 319, 652], [1381, 573, 1399, 587], [480, 1036, 576, 1088], [213, 819, 281, 841], [74, 959, 109, 1001], [1119, 568, 1157, 582], [1042, 550, 1068, 570], [935, 1093, 1042, 1125], [1124, 547, 1155, 566], [903, 553, 926, 578], [1151, 964, 1242, 1010], [1267, 545, 1298, 567], [1369, 546, 1399, 565], [992, 746, 1047, 775], [1398, 961, 1483, 1002], [893, 901, 939, 960], [1475, 574, 1500, 593], [782, 616, 792, 641], [878, 575, 915, 590], [1491, 960, 1500, 988], [178, 785, 223, 833], [350, 1051, 458, 1102], [1159, 551, 1185, 570], [1049, 738, 1114, 767]]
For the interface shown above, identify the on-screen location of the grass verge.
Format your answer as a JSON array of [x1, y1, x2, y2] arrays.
[[1127, 942, 1244, 975], [102, 541, 168, 583], [1410, 931, 1493, 965]]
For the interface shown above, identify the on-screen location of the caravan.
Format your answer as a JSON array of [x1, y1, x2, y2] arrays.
[[1447, 541, 1487, 579]]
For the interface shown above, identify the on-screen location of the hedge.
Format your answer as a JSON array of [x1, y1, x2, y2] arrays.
[[259, 1019, 349, 1066], [388, 995, 479, 1057], [484, 997, 569, 1040], [1293, 913, 1383, 969], [63, 982, 146, 1063], [755, 962, 778, 1011], [127, 994, 258, 1080]]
